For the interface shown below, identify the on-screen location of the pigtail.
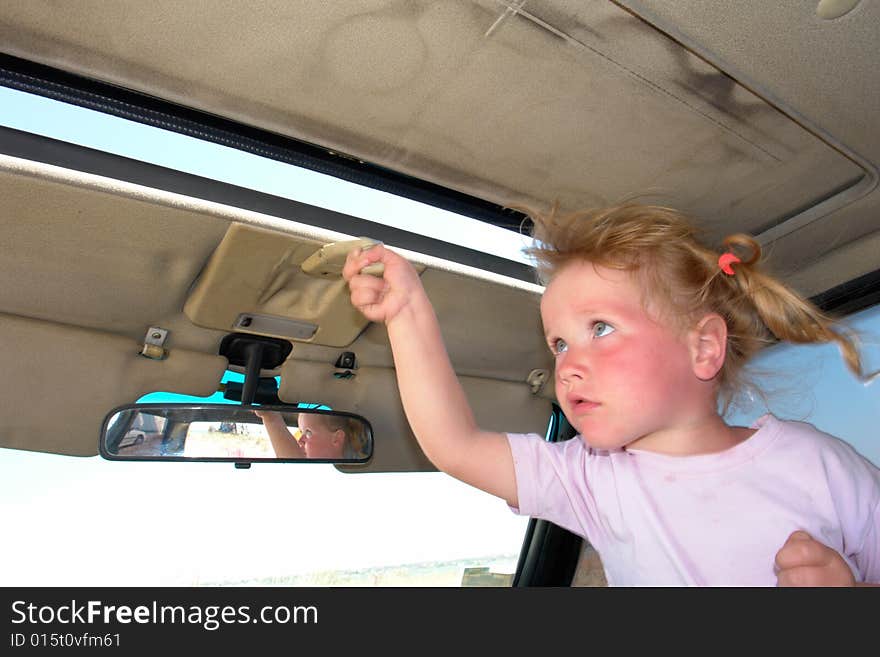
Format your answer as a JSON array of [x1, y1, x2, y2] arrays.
[[722, 233, 875, 384]]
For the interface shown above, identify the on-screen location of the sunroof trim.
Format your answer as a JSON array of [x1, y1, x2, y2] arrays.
[[0, 52, 530, 233], [0, 128, 539, 285], [613, 1, 879, 247]]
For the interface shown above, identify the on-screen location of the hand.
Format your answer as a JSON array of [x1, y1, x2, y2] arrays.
[[254, 410, 284, 425], [342, 243, 425, 324], [774, 530, 855, 587]]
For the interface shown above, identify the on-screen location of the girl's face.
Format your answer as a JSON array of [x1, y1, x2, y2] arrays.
[[540, 260, 708, 452], [297, 414, 344, 459]]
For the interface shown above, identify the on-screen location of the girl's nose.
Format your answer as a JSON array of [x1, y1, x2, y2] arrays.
[[557, 348, 587, 384]]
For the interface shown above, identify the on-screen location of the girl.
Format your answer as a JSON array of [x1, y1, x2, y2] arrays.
[[343, 204, 879, 586], [256, 410, 369, 460]]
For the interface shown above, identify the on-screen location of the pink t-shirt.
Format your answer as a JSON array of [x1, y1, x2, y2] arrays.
[[507, 414, 880, 586]]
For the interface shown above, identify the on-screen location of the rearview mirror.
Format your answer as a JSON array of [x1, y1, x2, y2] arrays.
[[100, 404, 372, 464]]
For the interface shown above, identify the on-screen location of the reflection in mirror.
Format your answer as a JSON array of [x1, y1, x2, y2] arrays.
[[101, 404, 372, 463]]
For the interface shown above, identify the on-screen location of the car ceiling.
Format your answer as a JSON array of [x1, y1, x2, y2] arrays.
[[0, 1, 878, 462], [1, 0, 878, 298]]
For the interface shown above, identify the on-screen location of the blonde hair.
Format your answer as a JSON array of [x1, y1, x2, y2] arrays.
[[525, 203, 872, 409]]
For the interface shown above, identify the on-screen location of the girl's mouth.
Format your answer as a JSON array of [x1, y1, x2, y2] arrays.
[[568, 396, 600, 414]]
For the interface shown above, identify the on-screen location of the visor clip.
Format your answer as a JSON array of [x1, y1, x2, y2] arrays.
[[527, 369, 548, 395], [140, 326, 169, 360], [333, 351, 357, 379]]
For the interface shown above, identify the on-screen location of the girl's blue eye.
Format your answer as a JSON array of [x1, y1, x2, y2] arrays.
[[552, 338, 568, 355], [593, 321, 615, 338]]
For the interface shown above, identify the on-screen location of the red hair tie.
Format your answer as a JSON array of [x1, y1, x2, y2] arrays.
[[718, 252, 741, 276]]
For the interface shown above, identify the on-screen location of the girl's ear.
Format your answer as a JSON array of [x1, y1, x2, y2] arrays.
[[689, 313, 727, 381], [332, 429, 345, 446]]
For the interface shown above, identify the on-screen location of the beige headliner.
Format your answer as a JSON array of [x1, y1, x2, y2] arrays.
[[0, 155, 553, 465]]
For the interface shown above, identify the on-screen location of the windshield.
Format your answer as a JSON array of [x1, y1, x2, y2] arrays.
[[0, 88, 533, 586], [0, 447, 529, 586]]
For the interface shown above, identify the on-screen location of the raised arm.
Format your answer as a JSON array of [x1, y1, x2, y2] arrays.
[[343, 244, 517, 506], [254, 410, 306, 459]]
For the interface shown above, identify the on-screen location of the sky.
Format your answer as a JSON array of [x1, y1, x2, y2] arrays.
[[0, 85, 878, 585]]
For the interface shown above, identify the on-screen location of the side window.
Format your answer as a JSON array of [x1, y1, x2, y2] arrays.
[[725, 303, 880, 468]]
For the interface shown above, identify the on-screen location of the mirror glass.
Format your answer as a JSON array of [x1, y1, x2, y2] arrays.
[[100, 404, 372, 463]]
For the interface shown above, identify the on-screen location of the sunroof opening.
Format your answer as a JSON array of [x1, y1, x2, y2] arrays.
[[0, 86, 531, 265]]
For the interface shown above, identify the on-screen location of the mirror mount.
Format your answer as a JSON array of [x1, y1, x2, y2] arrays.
[[221, 377, 281, 405], [218, 333, 292, 405]]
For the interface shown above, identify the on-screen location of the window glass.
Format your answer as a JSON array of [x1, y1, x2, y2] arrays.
[[725, 303, 880, 467]]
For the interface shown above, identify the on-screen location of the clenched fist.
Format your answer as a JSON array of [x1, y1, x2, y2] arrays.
[[774, 530, 855, 587]]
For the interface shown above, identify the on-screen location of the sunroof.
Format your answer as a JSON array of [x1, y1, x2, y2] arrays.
[[0, 86, 532, 265]]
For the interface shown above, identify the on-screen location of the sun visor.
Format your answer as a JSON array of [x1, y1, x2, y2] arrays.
[[0, 314, 228, 456], [184, 223, 425, 348]]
